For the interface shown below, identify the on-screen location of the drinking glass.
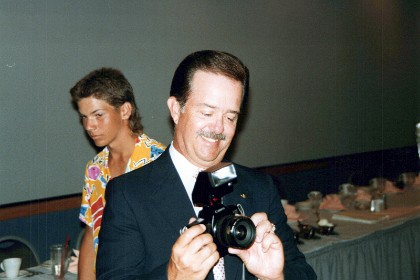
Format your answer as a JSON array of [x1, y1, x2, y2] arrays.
[[339, 183, 357, 210], [396, 172, 417, 191], [307, 191, 322, 221], [369, 178, 386, 194], [50, 244, 70, 279]]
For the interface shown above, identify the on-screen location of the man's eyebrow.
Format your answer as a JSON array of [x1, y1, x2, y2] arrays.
[[196, 102, 215, 109], [228, 109, 240, 115], [79, 109, 103, 116], [197, 102, 240, 115]]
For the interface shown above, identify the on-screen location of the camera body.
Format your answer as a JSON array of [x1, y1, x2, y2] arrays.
[[180, 162, 256, 256], [183, 203, 256, 256]]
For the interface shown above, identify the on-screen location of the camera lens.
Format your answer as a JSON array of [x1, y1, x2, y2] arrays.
[[234, 224, 247, 240], [215, 215, 256, 249]]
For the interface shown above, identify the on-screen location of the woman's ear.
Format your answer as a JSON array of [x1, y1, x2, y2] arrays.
[[120, 102, 132, 120], [167, 97, 181, 125]]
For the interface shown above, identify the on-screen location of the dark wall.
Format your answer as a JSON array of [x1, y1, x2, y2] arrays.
[[260, 146, 420, 203]]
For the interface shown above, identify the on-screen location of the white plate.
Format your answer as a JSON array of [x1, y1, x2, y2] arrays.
[[0, 270, 31, 279]]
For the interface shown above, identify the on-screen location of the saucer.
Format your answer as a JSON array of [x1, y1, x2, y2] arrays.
[[316, 225, 338, 235], [0, 270, 31, 279], [41, 259, 52, 268]]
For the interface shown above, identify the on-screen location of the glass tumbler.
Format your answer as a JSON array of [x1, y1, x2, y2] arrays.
[[50, 244, 69, 279]]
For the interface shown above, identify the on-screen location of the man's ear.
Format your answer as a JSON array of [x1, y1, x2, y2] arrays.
[[167, 97, 181, 125], [120, 102, 132, 120]]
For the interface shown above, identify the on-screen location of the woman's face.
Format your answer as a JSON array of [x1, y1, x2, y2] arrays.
[[77, 96, 126, 147]]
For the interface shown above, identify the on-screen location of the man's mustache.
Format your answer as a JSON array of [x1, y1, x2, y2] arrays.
[[197, 130, 226, 141]]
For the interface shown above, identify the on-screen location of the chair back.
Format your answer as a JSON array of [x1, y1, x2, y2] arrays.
[[0, 236, 40, 269]]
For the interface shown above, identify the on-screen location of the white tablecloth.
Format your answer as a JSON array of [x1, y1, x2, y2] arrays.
[[26, 265, 77, 280], [293, 190, 420, 280]]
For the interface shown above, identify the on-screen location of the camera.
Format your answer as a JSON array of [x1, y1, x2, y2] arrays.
[[180, 162, 256, 256]]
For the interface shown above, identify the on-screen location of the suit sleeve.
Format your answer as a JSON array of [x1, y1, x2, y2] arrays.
[[96, 177, 169, 280]]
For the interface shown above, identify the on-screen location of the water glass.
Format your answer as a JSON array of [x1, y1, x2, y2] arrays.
[[50, 244, 70, 279], [369, 178, 386, 193], [339, 183, 357, 209], [307, 191, 322, 219]]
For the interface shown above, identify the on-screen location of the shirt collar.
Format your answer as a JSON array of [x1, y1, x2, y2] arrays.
[[169, 143, 201, 178]]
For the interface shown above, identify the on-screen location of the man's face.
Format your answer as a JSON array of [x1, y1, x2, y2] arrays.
[[77, 96, 127, 148], [168, 70, 243, 169]]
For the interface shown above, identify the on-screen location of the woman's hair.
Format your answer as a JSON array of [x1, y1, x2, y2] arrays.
[[70, 67, 143, 134]]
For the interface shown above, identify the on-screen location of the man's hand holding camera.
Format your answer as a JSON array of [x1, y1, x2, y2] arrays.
[[169, 220, 220, 280], [229, 212, 285, 280], [171, 212, 284, 280]]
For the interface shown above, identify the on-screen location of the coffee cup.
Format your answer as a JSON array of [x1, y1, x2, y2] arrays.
[[1, 257, 22, 278]]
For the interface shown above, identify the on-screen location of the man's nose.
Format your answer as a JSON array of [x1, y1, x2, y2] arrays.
[[210, 115, 224, 133], [84, 118, 96, 131]]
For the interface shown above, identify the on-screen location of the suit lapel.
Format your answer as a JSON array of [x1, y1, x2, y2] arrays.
[[148, 151, 196, 233]]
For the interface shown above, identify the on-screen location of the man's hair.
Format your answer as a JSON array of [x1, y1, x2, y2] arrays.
[[170, 50, 249, 108], [70, 67, 143, 134]]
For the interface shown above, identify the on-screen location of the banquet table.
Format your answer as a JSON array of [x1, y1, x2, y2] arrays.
[[292, 189, 420, 280]]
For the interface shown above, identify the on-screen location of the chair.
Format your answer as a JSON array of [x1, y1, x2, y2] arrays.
[[0, 236, 40, 269]]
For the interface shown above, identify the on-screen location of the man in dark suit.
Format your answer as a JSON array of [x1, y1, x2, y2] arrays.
[[96, 50, 316, 280]]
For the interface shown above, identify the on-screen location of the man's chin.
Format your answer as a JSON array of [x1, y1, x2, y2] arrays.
[[197, 151, 228, 167], [92, 139, 107, 148]]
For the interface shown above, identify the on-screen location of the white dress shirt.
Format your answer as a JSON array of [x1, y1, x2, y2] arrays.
[[169, 143, 203, 216]]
